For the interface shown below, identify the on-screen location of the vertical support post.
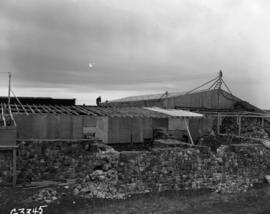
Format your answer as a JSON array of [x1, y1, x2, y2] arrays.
[[238, 116, 241, 137], [217, 113, 220, 135], [8, 72, 11, 107], [12, 147, 16, 187], [262, 118, 264, 128], [184, 118, 194, 145]]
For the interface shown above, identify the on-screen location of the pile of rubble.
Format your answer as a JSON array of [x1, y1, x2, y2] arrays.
[[215, 176, 253, 194], [72, 145, 125, 199], [242, 127, 270, 140], [32, 188, 60, 203], [73, 169, 125, 199], [220, 117, 270, 141]]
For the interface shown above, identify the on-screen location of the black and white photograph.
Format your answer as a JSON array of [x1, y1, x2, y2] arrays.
[[1, 0, 270, 213]]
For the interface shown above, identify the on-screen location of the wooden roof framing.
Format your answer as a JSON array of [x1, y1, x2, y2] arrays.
[[0, 104, 221, 119], [1, 103, 6, 126], [71, 105, 94, 115], [32, 104, 43, 114], [0, 103, 16, 127], [1, 104, 171, 118]]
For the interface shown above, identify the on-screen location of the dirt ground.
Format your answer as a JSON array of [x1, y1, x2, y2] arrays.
[[1, 184, 270, 214]]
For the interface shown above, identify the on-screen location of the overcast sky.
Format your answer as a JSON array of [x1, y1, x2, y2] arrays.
[[0, 0, 270, 108]]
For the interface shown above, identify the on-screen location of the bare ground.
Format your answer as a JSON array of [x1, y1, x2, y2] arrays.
[[1, 184, 270, 214]]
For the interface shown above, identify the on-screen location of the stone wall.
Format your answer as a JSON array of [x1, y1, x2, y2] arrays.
[[17, 141, 93, 182], [0, 150, 13, 184], [116, 145, 270, 194], [1, 141, 270, 197]]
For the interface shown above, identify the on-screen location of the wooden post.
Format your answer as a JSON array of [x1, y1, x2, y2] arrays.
[[8, 72, 11, 107], [12, 147, 16, 187], [238, 116, 241, 137], [217, 113, 220, 135], [184, 118, 194, 145], [262, 118, 264, 128]]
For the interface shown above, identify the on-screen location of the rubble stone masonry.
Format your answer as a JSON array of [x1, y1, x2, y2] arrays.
[[1, 141, 270, 196]]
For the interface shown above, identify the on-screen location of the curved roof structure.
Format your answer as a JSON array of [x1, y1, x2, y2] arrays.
[[107, 89, 264, 113]]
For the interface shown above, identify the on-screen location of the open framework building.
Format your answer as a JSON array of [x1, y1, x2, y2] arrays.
[[1, 72, 269, 145], [0, 102, 202, 144]]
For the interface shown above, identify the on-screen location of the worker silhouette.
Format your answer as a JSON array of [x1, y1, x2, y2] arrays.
[[96, 96, 101, 106]]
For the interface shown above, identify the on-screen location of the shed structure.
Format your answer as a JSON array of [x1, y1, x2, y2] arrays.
[[108, 89, 263, 113], [105, 72, 268, 141], [0, 104, 202, 144]]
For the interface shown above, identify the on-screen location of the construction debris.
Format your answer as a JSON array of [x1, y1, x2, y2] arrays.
[[32, 188, 60, 203], [73, 169, 125, 199], [215, 176, 253, 194], [72, 145, 125, 199], [262, 140, 270, 149], [265, 175, 270, 184]]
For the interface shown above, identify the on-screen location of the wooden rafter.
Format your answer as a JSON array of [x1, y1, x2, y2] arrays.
[[14, 103, 19, 113], [60, 105, 79, 115], [27, 104, 35, 114], [84, 106, 103, 116], [8, 104, 16, 126], [1, 103, 6, 126], [217, 114, 270, 118], [20, 104, 29, 115], [39, 105, 50, 113], [74, 106, 99, 116], [49, 105, 65, 114], [32, 104, 43, 114], [42, 105, 56, 113], [55, 105, 67, 113]]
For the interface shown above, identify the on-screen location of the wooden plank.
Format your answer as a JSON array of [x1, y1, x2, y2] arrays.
[[20, 104, 29, 115], [58, 115, 72, 138], [27, 104, 35, 114], [216, 114, 270, 118], [218, 133, 265, 142], [1, 103, 6, 127], [32, 114, 47, 138], [88, 107, 105, 116], [47, 114, 59, 138], [60, 105, 79, 115], [238, 116, 241, 136], [184, 118, 194, 145], [54, 105, 69, 114], [72, 106, 92, 115], [84, 106, 102, 116], [32, 104, 43, 114], [8, 104, 16, 127], [14, 103, 19, 113], [72, 116, 83, 138], [42, 105, 57, 114], [39, 105, 50, 113], [49, 105, 65, 114], [217, 113, 221, 135]]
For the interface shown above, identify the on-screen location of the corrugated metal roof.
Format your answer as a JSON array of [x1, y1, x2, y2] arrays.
[[110, 90, 209, 103], [145, 107, 203, 118]]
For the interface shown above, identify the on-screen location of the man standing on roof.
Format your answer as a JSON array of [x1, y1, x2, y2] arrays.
[[96, 96, 101, 106]]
